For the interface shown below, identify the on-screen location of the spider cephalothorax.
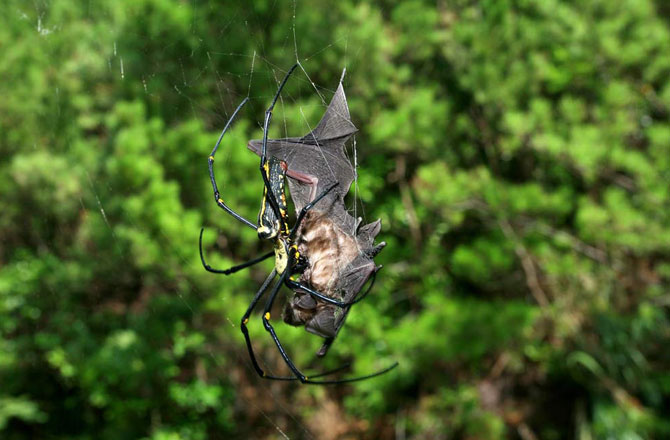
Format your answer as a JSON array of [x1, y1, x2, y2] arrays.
[[200, 64, 396, 384]]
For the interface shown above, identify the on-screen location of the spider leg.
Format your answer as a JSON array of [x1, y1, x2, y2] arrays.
[[198, 229, 273, 275], [285, 267, 378, 308], [258, 64, 299, 225], [258, 271, 305, 380], [261, 271, 398, 384], [208, 97, 257, 230], [239, 269, 295, 380], [240, 270, 351, 381], [304, 361, 398, 385]]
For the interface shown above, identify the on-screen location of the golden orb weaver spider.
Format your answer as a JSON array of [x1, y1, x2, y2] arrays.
[[200, 64, 397, 384]]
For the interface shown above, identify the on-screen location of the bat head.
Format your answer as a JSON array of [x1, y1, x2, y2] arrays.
[[282, 290, 339, 338]]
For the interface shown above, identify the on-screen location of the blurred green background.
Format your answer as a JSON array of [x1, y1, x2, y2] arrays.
[[2, 0, 670, 438]]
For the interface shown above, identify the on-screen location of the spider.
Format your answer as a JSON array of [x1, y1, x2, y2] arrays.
[[199, 64, 396, 384]]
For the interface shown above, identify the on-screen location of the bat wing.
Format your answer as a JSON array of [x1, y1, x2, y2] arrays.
[[247, 81, 358, 233]]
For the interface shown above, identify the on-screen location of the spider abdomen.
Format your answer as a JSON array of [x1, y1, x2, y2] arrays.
[[257, 157, 289, 240]]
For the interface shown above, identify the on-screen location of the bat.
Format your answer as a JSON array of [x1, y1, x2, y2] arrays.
[[247, 72, 385, 357]]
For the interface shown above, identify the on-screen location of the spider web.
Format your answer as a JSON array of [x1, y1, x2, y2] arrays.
[[74, 1, 374, 438]]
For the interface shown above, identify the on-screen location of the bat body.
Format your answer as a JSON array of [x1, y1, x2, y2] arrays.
[[247, 75, 385, 356]]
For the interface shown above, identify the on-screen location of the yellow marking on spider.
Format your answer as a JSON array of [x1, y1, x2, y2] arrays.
[[217, 198, 224, 204], [274, 244, 288, 274], [208, 155, 215, 161], [258, 196, 268, 227], [264, 312, 271, 320], [243, 318, 249, 325]]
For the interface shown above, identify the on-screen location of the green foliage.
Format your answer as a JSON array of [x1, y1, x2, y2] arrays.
[[2, 0, 670, 438]]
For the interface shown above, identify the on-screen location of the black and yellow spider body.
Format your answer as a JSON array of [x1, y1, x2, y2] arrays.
[[257, 156, 289, 240], [199, 64, 395, 384]]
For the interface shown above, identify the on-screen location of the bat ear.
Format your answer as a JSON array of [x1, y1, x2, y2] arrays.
[[359, 218, 382, 236], [283, 292, 319, 326], [366, 241, 387, 258], [295, 294, 317, 310], [357, 218, 382, 247]]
